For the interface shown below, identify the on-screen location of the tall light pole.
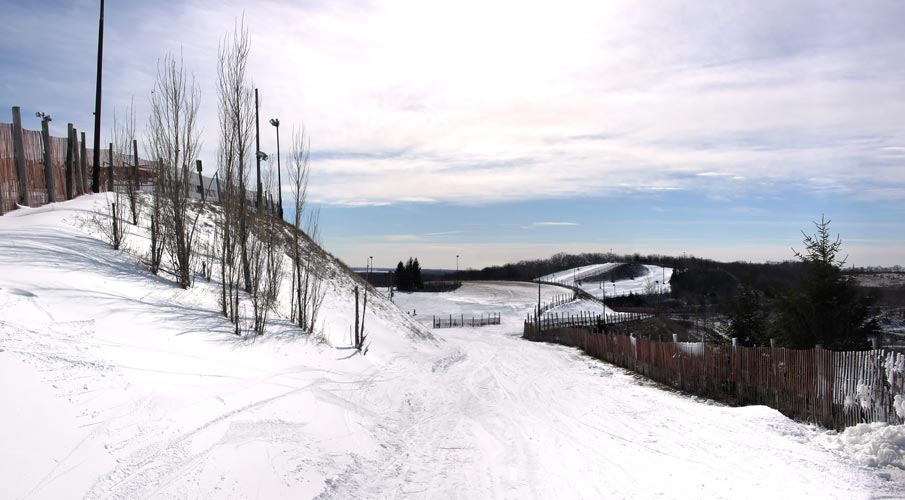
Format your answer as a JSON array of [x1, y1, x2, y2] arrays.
[[655, 280, 660, 315], [269, 118, 283, 219], [537, 274, 541, 322], [254, 88, 262, 209], [456, 255, 459, 285], [91, 0, 105, 193], [601, 281, 606, 326]]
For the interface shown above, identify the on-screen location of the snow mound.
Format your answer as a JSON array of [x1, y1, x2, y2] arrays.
[[824, 423, 905, 470]]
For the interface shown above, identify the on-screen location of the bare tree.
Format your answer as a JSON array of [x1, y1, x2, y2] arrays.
[[218, 18, 255, 292], [146, 51, 202, 289], [304, 209, 326, 331], [147, 159, 166, 274], [248, 166, 284, 335], [113, 99, 140, 225], [216, 19, 256, 333], [353, 285, 368, 354], [286, 128, 326, 333], [288, 128, 310, 327]]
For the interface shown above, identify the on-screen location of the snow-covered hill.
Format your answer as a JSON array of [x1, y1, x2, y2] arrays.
[[1, 196, 903, 499], [539, 262, 674, 298]]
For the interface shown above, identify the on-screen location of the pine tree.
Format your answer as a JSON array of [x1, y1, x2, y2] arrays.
[[726, 283, 768, 346], [412, 257, 423, 290], [395, 261, 409, 291], [772, 215, 877, 349]]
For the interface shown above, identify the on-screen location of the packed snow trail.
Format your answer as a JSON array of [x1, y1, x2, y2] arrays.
[[314, 282, 905, 499], [1, 197, 903, 499]]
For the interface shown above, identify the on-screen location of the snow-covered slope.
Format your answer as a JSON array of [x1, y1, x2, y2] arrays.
[[0, 195, 435, 499], [540, 262, 674, 297], [2, 196, 903, 499]]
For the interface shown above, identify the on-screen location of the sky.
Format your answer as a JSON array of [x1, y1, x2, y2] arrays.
[[2, 0, 904, 269]]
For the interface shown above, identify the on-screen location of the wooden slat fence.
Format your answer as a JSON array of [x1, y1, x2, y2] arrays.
[[524, 321, 905, 429], [536, 291, 578, 316], [433, 313, 501, 328], [0, 124, 16, 213], [529, 311, 653, 331]]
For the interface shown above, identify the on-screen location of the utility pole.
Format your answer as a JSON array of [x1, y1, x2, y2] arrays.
[[269, 118, 282, 219], [92, 0, 104, 193], [254, 88, 262, 208], [196, 160, 205, 202]]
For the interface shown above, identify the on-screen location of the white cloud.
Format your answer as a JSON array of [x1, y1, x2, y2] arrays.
[[5, 0, 905, 206], [529, 222, 578, 228]]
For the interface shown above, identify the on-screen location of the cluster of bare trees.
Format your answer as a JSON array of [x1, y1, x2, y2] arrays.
[[96, 19, 341, 342], [97, 101, 140, 250], [145, 52, 203, 289], [213, 19, 325, 336]]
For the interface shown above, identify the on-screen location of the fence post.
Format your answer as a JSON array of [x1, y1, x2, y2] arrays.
[[107, 142, 114, 192], [80, 132, 88, 193], [132, 139, 140, 193], [73, 127, 85, 196], [41, 116, 55, 202], [72, 127, 84, 196], [65, 123, 74, 200], [11, 106, 29, 206]]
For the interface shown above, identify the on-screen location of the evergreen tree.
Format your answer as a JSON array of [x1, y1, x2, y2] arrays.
[[395, 257, 424, 291], [395, 260, 410, 291], [412, 257, 423, 290], [772, 216, 877, 349], [726, 283, 768, 346]]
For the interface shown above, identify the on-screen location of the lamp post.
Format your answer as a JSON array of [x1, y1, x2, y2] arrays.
[[601, 281, 606, 326], [456, 255, 459, 285], [195, 159, 205, 202], [269, 118, 283, 219], [537, 274, 541, 323], [254, 88, 262, 209], [655, 280, 660, 315]]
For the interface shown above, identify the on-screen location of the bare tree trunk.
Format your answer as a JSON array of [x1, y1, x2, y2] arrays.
[[146, 51, 201, 289]]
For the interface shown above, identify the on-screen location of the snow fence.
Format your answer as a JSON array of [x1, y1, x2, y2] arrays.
[[524, 321, 905, 430]]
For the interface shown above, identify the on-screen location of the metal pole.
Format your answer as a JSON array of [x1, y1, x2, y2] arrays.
[[274, 120, 282, 218], [254, 88, 262, 208], [196, 159, 205, 202], [92, 0, 104, 193]]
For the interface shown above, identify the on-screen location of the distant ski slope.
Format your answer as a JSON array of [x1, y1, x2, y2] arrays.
[[539, 262, 674, 297]]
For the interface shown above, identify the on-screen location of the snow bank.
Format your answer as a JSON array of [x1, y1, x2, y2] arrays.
[[822, 423, 905, 470]]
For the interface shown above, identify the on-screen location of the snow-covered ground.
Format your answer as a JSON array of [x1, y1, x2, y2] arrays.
[[2, 196, 904, 499], [540, 262, 674, 298]]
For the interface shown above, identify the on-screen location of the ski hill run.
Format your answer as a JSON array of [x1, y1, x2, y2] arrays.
[[2, 195, 904, 499]]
